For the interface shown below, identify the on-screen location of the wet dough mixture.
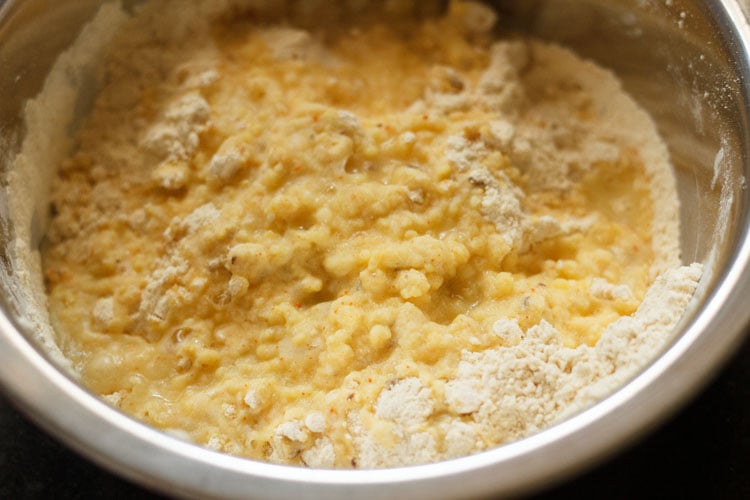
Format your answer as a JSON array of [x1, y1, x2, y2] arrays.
[[42, 1, 701, 467]]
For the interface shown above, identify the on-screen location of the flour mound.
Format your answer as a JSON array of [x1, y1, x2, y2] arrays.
[[7, 0, 703, 470]]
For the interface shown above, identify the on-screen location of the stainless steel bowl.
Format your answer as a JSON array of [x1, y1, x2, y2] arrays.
[[1, 1, 749, 498]]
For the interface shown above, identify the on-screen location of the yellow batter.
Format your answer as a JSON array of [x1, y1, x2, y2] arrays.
[[43, 2, 659, 467]]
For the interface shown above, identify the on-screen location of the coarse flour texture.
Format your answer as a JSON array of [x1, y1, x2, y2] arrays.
[[20, 0, 703, 468]]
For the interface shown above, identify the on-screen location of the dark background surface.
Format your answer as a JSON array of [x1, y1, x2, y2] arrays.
[[0, 336, 748, 500]]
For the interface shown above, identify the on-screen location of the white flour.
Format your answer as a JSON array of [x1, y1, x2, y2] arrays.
[[349, 265, 700, 468], [3, 3, 129, 369]]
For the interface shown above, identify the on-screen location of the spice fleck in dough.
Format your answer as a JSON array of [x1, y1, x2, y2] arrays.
[[42, 1, 700, 468]]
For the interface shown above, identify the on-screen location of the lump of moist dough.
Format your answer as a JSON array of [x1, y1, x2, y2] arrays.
[[42, 0, 701, 468]]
